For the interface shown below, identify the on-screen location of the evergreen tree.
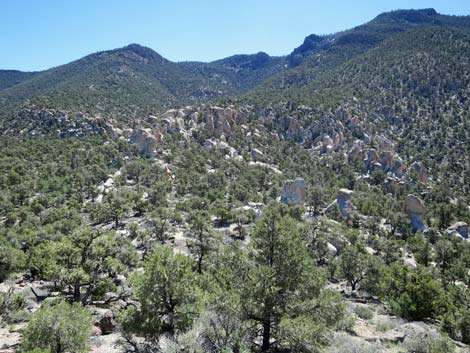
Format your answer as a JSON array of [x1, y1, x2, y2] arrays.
[[121, 245, 201, 346], [244, 203, 344, 351]]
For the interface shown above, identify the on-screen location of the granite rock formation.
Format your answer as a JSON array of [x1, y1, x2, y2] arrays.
[[405, 195, 426, 231], [281, 178, 307, 204], [337, 189, 354, 219]]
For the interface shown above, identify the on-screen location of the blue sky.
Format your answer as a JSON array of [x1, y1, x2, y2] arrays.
[[1, 0, 470, 71]]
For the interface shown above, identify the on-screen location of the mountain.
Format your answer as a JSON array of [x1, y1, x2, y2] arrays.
[[0, 70, 38, 90], [0, 44, 285, 126], [286, 8, 470, 68], [208, 52, 285, 90], [1, 8, 470, 131], [253, 8, 470, 97], [239, 14, 470, 195]]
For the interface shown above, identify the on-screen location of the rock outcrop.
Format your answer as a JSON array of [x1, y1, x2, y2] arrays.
[[203, 138, 237, 158], [143, 105, 246, 144], [447, 221, 468, 239], [10, 108, 123, 138], [382, 322, 429, 343], [129, 128, 162, 158], [337, 189, 354, 219], [280, 178, 306, 204], [286, 118, 304, 141], [348, 136, 409, 180], [405, 195, 426, 231], [204, 106, 244, 137], [320, 132, 344, 154], [348, 140, 366, 163]]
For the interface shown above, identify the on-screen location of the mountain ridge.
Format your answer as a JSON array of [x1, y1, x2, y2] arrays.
[[1, 8, 470, 128]]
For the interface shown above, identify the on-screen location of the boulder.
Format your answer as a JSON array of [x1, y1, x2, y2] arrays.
[[348, 140, 365, 163], [337, 189, 354, 219], [92, 325, 103, 336], [447, 221, 468, 239], [96, 310, 116, 335], [405, 195, 426, 231], [404, 254, 418, 268], [327, 236, 347, 254], [104, 124, 123, 139], [251, 148, 264, 161], [327, 242, 338, 257], [332, 131, 344, 151], [122, 128, 133, 137], [280, 178, 307, 204], [320, 135, 334, 154], [161, 109, 186, 132], [204, 138, 218, 151]]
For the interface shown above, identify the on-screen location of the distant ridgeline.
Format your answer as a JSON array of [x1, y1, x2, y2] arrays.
[[1, 8, 470, 130]]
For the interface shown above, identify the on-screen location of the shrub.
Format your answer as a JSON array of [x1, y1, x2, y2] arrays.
[[327, 332, 385, 353], [0, 289, 26, 325], [20, 301, 92, 353], [384, 265, 448, 321], [402, 332, 455, 353], [335, 312, 356, 332], [373, 316, 403, 332], [353, 306, 374, 320], [0, 243, 24, 282]]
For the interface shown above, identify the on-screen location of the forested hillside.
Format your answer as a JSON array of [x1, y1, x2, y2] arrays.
[[2, 8, 470, 353]]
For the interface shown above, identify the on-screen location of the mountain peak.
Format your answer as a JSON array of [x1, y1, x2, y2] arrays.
[[212, 51, 273, 70], [287, 34, 329, 67], [119, 43, 165, 62], [373, 8, 440, 24], [124, 43, 152, 52]]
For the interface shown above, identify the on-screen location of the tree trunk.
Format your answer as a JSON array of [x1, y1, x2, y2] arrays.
[[197, 230, 204, 274], [56, 332, 62, 353], [73, 282, 81, 302], [261, 319, 271, 351], [233, 343, 240, 353], [168, 307, 175, 335], [197, 253, 203, 274], [81, 264, 100, 305]]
